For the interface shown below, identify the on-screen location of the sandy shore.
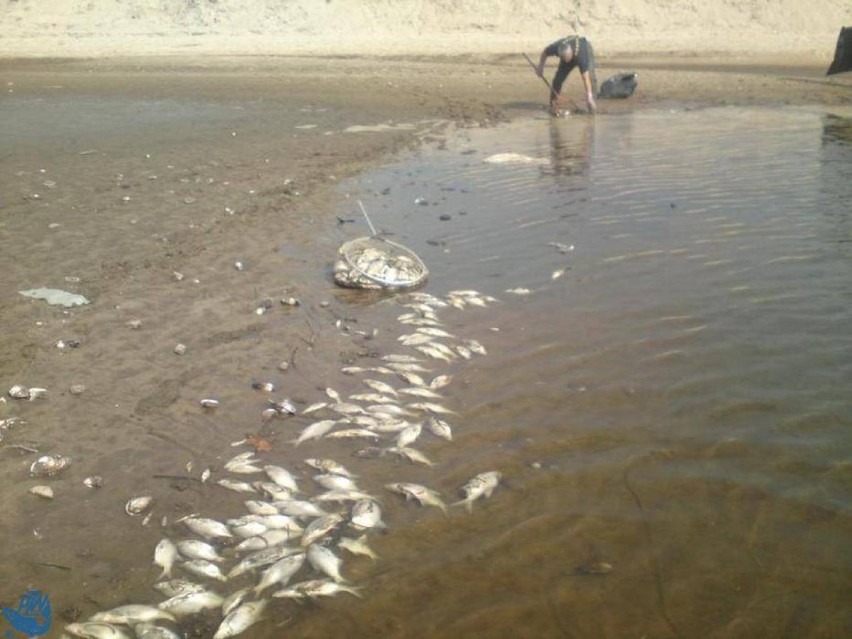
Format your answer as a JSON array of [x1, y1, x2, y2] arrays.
[[0, 52, 850, 630]]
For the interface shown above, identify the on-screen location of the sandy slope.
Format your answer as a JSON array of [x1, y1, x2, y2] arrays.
[[1, 0, 850, 58]]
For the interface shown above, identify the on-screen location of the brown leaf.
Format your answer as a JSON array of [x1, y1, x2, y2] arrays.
[[246, 433, 273, 452]]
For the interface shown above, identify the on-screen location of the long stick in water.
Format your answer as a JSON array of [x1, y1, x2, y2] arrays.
[[357, 200, 378, 236]]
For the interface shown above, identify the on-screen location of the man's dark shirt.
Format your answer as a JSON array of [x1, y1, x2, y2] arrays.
[[544, 36, 592, 74]]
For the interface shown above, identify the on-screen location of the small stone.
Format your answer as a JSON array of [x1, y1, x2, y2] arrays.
[[127, 320, 142, 330], [69, 384, 86, 395], [439, 214, 451, 221], [172, 271, 184, 282], [30, 486, 54, 499], [319, 301, 330, 308], [83, 476, 104, 488], [234, 261, 244, 271], [278, 361, 290, 372], [174, 343, 187, 356]]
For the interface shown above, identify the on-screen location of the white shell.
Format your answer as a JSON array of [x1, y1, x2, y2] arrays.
[[83, 475, 104, 488], [8, 385, 30, 399], [30, 454, 72, 477], [29, 485, 54, 499], [125, 496, 154, 516]]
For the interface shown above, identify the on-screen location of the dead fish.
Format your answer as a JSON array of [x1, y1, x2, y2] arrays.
[[234, 528, 300, 552], [228, 519, 268, 539], [221, 587, 252, 617], [304, 458, 356, 477], [200, 399, 219, 408], [301, 401, 329, 414], [133, 623, 183, 639], [181, 559, 227, 582], [306, 544, 346, 583], [349, 392, 390, 403], [325, 387, 341, 401], [414, 344, 454, 363], [454, 345, 472, 360], [65, 622, 132, 639], [263, 465, 301, 492], [154, 538, 178, 578], [552, 268, 566, 280], [223, 459, 264, 475], [269, 397, 297, 415], [228, 546, 303, 579], [505, 287, 531, 295], [368, 419, 409, 433], [324, 428, 380, 440], [382, 354, 422, 363], [398, 333, 435, 346], [259, 514, 303, 533], [254, 552, 306, 595], [301, 513, 344, 547], [252, 482, 292, 501], [453, 471, 502, 512], [330, 401, 366, 415], [176, 540, 224, 563], [429, 374, 452, 390], [125, 496, 154, 516], [312, 473, 359, 491], [363, 379, 398, 396], [367, 403, 414, 416], [399, 387, 442, 399], [244, 500, 279, 516], [407, 402, 457, 415], [314, 489, 375, 503], [338, 534, 378, 561], [426, 417, 453, 441], [153, 579, 206, 598], [183, 517, 233, 539], [291, 419, 338, 446], [158, 590, 223, 617], [385, 482, 447, 513], [272, 499, 328, 519], [466, 339, 487, 356], [276, 579, 363, 599], [350, 499, 386, 530], [416, 327, 455, 338], [213, 600, 267, 639], [385, 446, 435, 467], [341, 366, 370, 375], [396, 423, 422, 448], [216, 479, 257, 494], [91, 605, 176, 625], [387, 362, 432, 374]]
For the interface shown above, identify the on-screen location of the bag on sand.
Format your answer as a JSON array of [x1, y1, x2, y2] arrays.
[[827, 27, 852, 75], [598, 72, 638, 99]]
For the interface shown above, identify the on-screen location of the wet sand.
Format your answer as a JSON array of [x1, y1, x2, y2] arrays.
[[1, 55, 850, 636]]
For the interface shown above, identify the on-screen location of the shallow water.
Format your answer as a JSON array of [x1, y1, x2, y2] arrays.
[[2, 103, 851, 639]]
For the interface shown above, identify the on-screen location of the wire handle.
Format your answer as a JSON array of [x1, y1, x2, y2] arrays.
[[357, 200, 378, 237]]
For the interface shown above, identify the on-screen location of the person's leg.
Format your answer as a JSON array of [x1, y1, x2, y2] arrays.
[[586, 42, 598, 96], [552, 61, 571, 97]]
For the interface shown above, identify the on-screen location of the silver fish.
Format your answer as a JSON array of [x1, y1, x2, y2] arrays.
[[228, 546, 303, 579], [153, 579, 206, 598], [396, 371, 427, 386], [254, 552, 306, 595], [244, 500, 279, 516], [221, 587, 251, 616], [304, 458, 356, 477], [338, 534, 378, 561], [91, 605, 176, 625], [154, 538, 178, 579], [386, 446, 435, 467], [222, 460, 264, 475], [385, 482, 447, 513], [276, 579, 363, 599], [426, 417, 453, 441], [125, 496, 154, 516], [314, 489, 375, 503], [407, 402, 457, 415], [216, 479, 257, 494], [325, 387, 341, 401], [306, 544, 346, 583], [301, 401, 329, 414], [429, 374, 452, 390], [263, 465, 300, 492], [396, 423, 422, 448], [65, 622, 131, 639], [291, 420, 337, 446], [324, 428, 380, 440], [183, 517, 232, 540], [229, 520, 268, 539], [350, 499, 386, 530], [273, 499, 328, 518], [181, 559, 227, 582], [234, 528, 300, 552], [312, 473, 359, 491], [381, 354, 422, 363], [176, 540, 224, 563], [158, 590, 223, 616], [453, 471, 502, 512], [133, 623, 182, 639], [363, 379, 398, 396], [301, 513, 344, 547], [213, 600, 267, 639]]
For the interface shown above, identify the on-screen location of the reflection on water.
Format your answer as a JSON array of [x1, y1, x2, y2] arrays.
[[315, 107, 852, 638], [1, 106, 850, 638]]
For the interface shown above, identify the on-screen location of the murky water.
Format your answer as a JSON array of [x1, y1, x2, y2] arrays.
[[2, 104, 851, 638]]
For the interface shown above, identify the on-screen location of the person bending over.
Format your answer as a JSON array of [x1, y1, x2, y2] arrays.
[[536, 35, 597, 115]]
